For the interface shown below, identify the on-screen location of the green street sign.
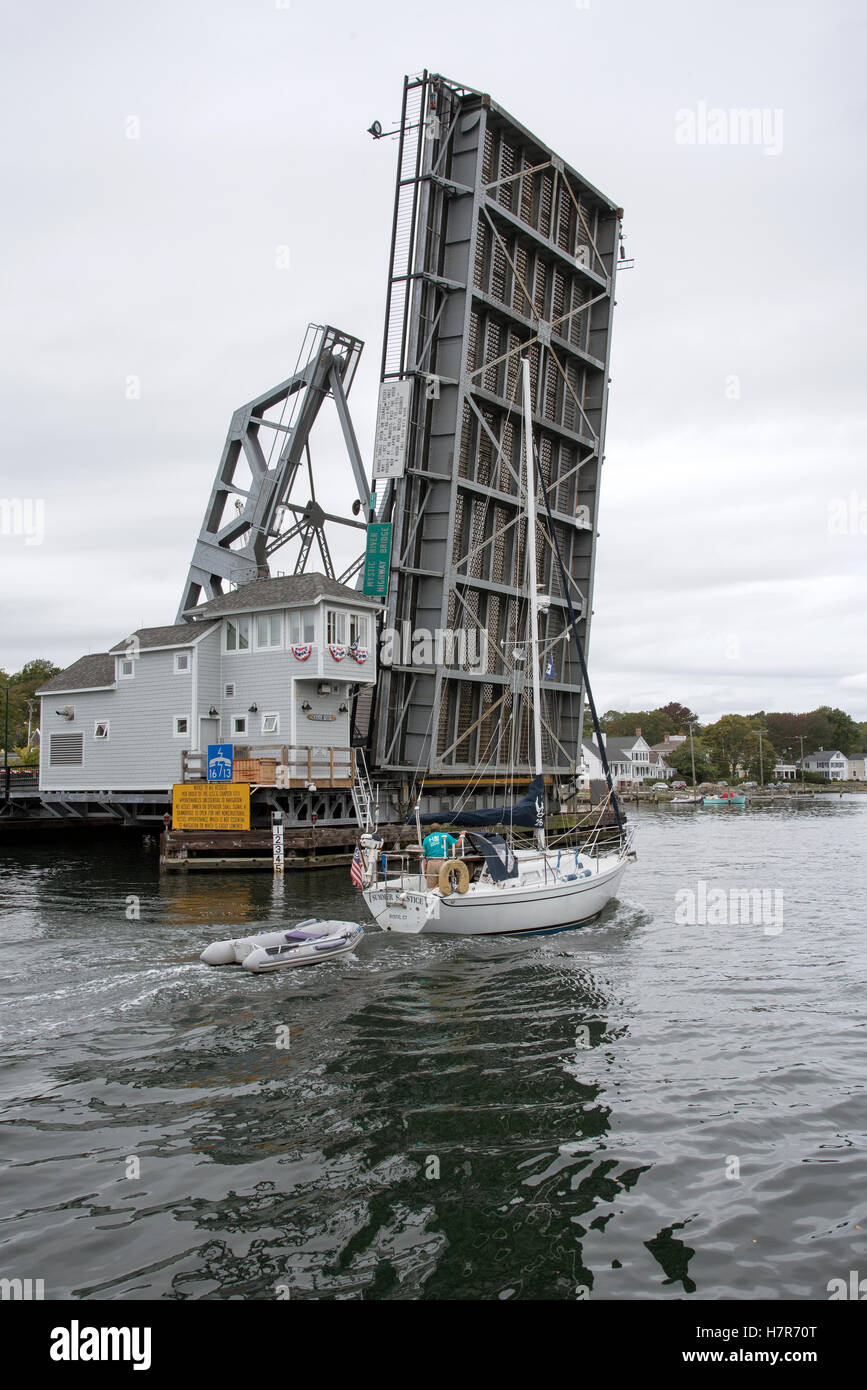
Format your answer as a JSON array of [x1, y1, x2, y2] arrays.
[[362, 522, 392, 596]]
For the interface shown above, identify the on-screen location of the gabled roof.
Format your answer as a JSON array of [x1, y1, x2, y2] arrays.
[[804, 748, 846, 760], [109, 620, 219, 653], [583, 737, 628, 759], [37, 654, 116, 695], [605, 736, 640, 758], [184, 572, 380, 619]]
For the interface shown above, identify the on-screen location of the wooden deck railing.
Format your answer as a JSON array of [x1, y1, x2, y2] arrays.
[[181, 745, 356, 788]]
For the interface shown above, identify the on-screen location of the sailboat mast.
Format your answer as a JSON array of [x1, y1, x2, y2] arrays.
[[522, 358, 545, 849]]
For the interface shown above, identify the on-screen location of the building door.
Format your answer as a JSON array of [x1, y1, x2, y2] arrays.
[[198, 716, 219, 752]]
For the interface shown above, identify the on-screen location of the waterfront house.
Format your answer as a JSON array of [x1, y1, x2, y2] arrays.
[[800, 749, 850, 781], [577, 731, 670, 789], [846, 755, 867, 780], [578, 739, 606, 787], [37, 574, 379, 794]]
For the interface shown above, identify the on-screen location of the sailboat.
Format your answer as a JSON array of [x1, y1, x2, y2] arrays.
[[356, 359, 634, 937]]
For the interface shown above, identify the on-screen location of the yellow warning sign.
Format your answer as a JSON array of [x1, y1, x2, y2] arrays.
[[172, 783, 250, 831]]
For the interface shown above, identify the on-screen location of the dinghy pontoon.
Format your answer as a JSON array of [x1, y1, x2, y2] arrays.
[[201, 919, 364, 972]]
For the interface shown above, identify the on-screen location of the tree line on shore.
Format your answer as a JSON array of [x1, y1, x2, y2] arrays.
[[0, 659, 61, 763], [2, 661, 866, 783], [600, 701, 867, 784]]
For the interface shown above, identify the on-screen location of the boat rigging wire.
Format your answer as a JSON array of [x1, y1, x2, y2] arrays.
[[535, 450, 624, 837]]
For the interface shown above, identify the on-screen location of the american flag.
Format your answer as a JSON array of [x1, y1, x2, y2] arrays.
[[350, 844, 364, 888]]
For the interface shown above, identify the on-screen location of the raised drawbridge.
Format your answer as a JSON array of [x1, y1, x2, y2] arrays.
[[365, 71, 623, 787]]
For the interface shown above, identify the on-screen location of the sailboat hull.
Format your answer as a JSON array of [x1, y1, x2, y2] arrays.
[[362, 855, 627, 936]]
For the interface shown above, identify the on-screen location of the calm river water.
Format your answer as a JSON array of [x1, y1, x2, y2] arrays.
[[1, 797, 865, 1301]]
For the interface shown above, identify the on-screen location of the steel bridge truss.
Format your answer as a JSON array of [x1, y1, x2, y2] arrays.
[[178, 324, 371, 619], [370, 72, 623, 778]]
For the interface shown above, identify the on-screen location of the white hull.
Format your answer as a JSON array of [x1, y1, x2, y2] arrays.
[[362, 852, 627, 936]]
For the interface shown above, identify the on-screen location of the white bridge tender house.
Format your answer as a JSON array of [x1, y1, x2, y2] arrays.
[[37, 575, 379, 816]]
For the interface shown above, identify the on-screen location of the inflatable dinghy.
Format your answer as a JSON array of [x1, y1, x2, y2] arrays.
[[201, 918, 364, 972]]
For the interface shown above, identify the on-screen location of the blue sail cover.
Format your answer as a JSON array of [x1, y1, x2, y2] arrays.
[[410, 776, 546, 829]]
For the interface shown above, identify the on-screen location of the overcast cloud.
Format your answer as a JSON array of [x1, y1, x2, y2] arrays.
[[1, 0, 864, 722]]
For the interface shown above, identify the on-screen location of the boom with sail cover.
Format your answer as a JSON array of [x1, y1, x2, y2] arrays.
[[410, 776, 546, 830]]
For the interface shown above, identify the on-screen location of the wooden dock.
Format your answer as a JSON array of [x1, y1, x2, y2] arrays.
[[159, 804, 625, 873], [159, 824, 417, 872]]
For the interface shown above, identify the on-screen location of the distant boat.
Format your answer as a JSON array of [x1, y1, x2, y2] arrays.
[[671, 796, 699, 806], [702, 792, 746, 807]]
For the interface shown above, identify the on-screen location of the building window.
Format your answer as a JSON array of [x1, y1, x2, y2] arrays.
[[174, 652, 191, 674], [289, 607, 315, 645], [232, 716, 247, 735], [255, 612, 281, 648], [261, 712, 279, 735], [224, 683, 235, 699], [49, 732, 83, 766], [326, 609, 346, 645], [174, 717, 189, 737], [93, 720, 109, 740], [350, 613, 368, 648], [225, 616, 250, 652], [117, 658, 135, 679]]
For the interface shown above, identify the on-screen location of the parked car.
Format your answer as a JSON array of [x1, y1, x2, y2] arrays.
[[650, 781, 669, 791], [741, 781, 758, 789], [671, 781, 687, 790]]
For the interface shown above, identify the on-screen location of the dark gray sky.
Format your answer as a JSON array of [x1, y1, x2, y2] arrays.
[[1, 0, 864, 721]]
